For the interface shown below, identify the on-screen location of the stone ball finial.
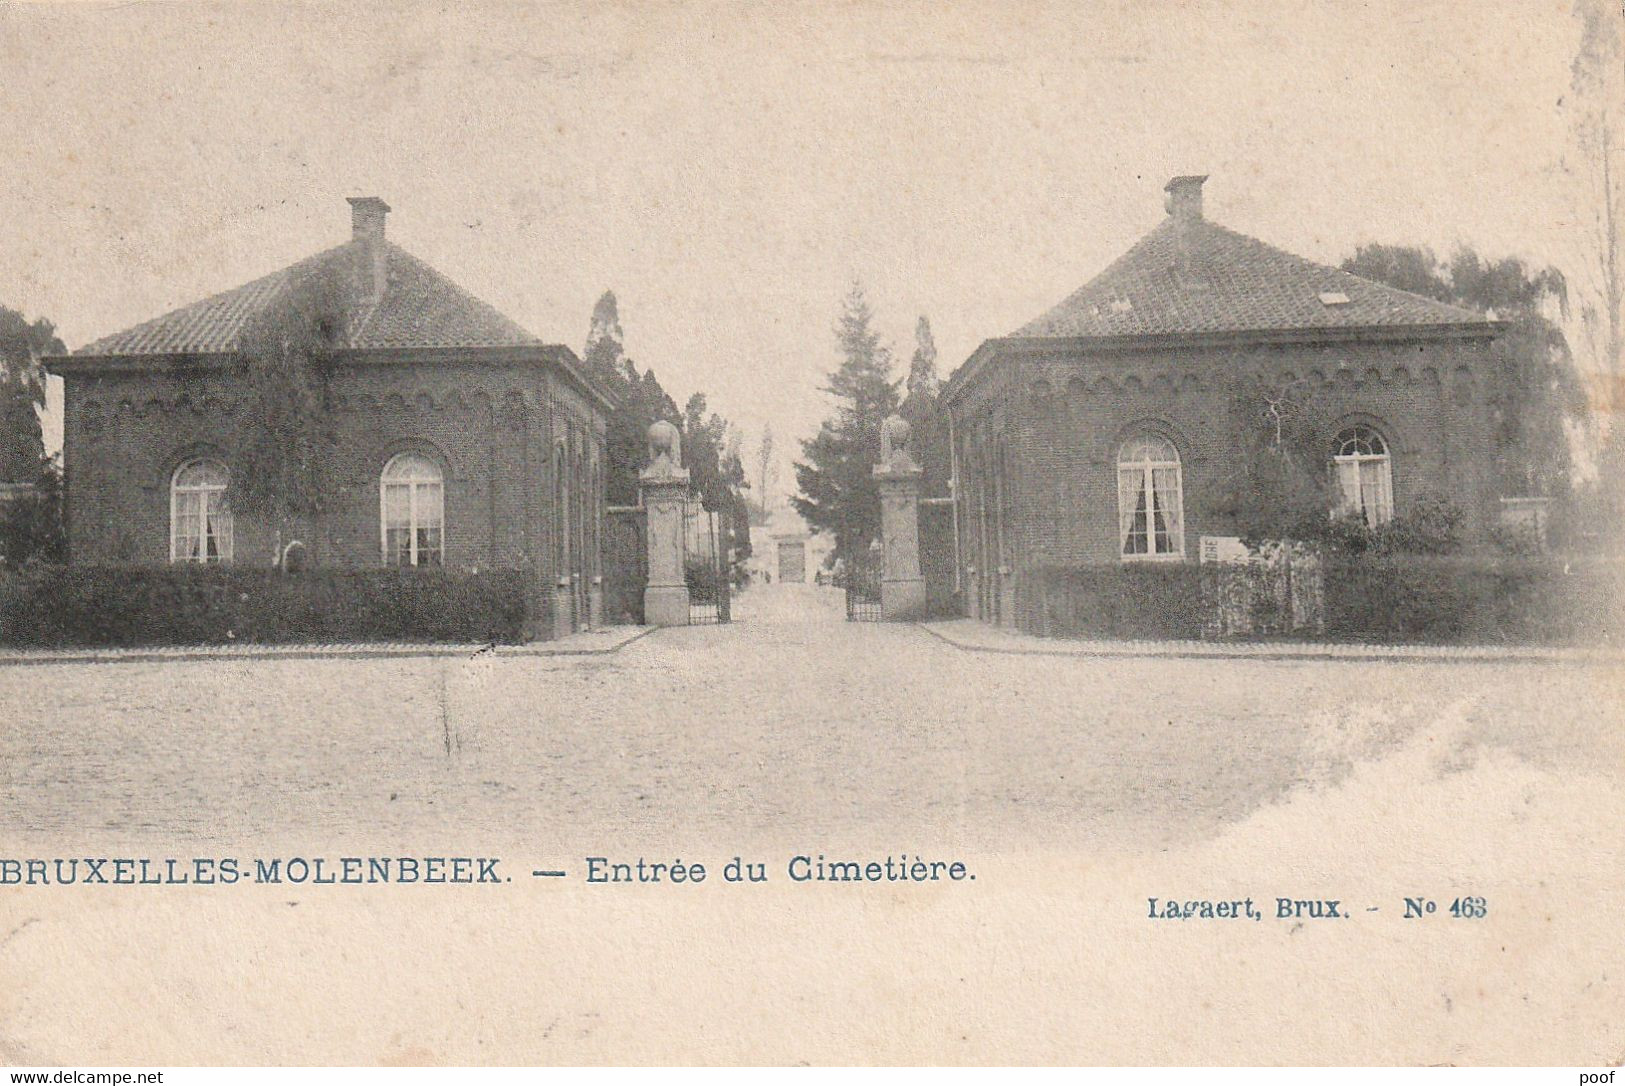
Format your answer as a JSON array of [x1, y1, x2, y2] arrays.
[[879, 414, 911, 465], [648, 419, 682, 467]]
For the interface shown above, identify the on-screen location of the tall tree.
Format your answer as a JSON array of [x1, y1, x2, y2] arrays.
[[588, 291, 749, 564], [1334, 244, 1456, 304], [792, 282, 900, 558], [678, 391, 752, 570], [752, 423, 777, 524], [1568, 0, 1624, 386], [1342, 244, 1584, 499], [899, 315, 949, 497], [906, 315, 940, 400], [1567, 0, 1625, 541], [583, 289, 627, 385], [605, 359, 680, 506], [0, 305, 63, 483], [0, 304, 67, 565], [681, 392, 746, 511], [589, 290, 684, 505]]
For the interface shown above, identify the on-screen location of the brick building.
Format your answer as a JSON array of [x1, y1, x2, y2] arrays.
[[942, 175, 1505, 626], [44, 197, 616, 638]]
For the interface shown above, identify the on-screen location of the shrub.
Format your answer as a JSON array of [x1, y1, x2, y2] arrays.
[[0, 458, 66, 568], [684, 556, 723, 603], [1020, 563, 1205, 640], [0, 565, 536, 647], [1366, 496, 1464, 556], [1489, 518, 1545, 557]]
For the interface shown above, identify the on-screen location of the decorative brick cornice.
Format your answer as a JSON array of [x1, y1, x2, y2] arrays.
[[943, 321, 1505, 408], [44, 343, 619, 413]]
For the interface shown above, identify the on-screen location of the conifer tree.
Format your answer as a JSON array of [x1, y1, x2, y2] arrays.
[[792, 282, 900, 559], [583, 289, 627, 385], [906, 315, 939, 400], [899, 315, 949, 498]]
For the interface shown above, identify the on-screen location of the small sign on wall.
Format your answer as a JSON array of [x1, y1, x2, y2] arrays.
[[1199, 535, 1251, 564]]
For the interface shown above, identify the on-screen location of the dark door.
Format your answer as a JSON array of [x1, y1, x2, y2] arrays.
[[777, 541, 805, 583]]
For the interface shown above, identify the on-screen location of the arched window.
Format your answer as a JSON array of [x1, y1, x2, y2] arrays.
[[1117, 435, 1183, 559], [170, 458, 232, 563], [381, 453, 444, 567], [1331, 425, 1393, 526]]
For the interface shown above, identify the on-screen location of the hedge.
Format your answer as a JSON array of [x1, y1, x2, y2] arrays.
[[1018, 556, 1624, 647], [1320, 555, 1623, 646], [1019, 563, 1207, 640], [0, 565, 537, 647]]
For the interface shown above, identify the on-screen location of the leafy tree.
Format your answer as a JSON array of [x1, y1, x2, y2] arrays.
[[585, 291, 751, 565], [792, 282, 900, 559], [683, 395, 749, 515], [0, 305, 63, 483], [1336, 244, 1456, 304], [0, 305, 67, 565], [1567, 0, 1624, 385], [1215, 373, 1340, 546], [1216, 371, 1465, 556], [587, 285, 684, 505], [233, 262, 349, 557], [676, 392, 751, 571], [682, 393, 726, 508], [1565, 1, 1625, 542], [721, 429, 753, 568], [1446, 250, 1587, 499], [1342, 244, 1584, 499], [604, 360, 680, 506], [0, 455, 65, 566]]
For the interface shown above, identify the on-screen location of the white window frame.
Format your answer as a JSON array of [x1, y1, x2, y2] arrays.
[[169, 458, 233, 564], [1117, 435, 1185, 561], [1330, 425, 1394, 527], [380, 452, 445, 567]]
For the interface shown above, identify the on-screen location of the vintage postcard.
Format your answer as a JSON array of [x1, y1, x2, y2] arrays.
[[0, 0, 1622, 1070]]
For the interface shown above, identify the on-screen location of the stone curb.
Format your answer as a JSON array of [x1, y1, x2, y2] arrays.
[[915, 620, 1622, 666], [0, 626, 656, 668]]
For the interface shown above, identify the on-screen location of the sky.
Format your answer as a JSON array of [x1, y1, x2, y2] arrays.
[[0, 0, 1604, 495]]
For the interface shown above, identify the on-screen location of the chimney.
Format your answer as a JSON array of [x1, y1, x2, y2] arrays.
[[1163, 175, 1207, 222], [346, 196, 390, 303], [348, 196, 390, 242], [1164, 175, 1207, 286]]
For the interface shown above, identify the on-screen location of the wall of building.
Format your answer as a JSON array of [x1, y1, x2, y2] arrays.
[[947, 334, 1501, 622], [58, 355, 608, 632]]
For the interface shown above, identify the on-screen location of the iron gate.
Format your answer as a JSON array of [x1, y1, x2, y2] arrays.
[[685, 499, 732, 625], [843, 549, 882, 622]]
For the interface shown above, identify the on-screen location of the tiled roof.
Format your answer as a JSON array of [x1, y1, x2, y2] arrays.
[[75, 240, 543, 356], [1010, 217, 1490, 339]]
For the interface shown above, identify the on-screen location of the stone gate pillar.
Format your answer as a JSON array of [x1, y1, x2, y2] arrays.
[[874, 414, 926, 621], [641, 420, 691, 626]]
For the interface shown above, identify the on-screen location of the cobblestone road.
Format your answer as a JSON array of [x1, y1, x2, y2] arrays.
[[4, 584, 1618, 855], [3, 583, 1624, 1064]]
